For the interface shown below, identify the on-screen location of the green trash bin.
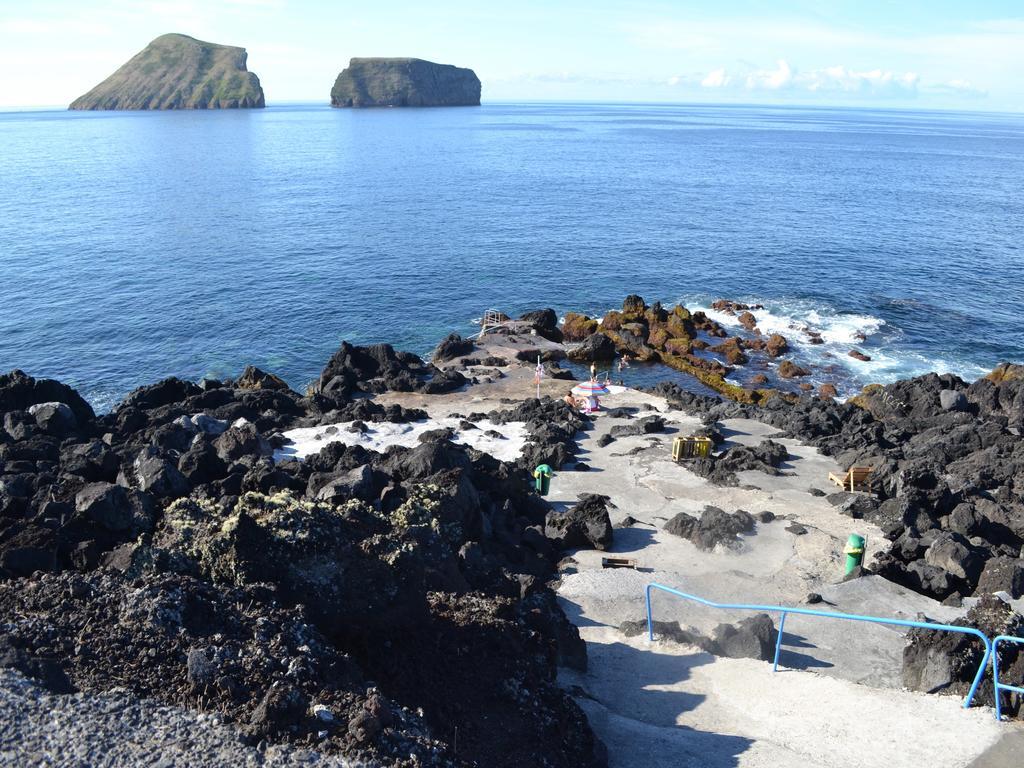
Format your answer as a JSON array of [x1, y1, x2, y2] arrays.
[[844, 534, 866, 575], [534, 464, 553, 496]]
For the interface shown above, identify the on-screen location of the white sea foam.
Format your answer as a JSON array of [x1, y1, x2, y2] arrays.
[[684, 297, 989, 388], [274, 417, 528, 463]]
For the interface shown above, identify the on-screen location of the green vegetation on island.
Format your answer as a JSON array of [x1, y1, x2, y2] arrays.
[[330, 57, 481, 107], [69, 33, 265, 110]]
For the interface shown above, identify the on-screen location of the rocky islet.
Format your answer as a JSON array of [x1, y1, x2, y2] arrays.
[[69, 34, 265, 110], [69, 35, 480, 110], [330, 58, 481, 107]]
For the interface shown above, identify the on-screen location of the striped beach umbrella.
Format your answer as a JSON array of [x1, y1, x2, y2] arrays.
[[573, 380, 611, 396]]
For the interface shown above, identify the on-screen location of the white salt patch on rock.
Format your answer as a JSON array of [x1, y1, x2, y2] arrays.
[[274, 418, 528, 463]]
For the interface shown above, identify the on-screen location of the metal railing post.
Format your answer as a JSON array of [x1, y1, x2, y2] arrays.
[[991, 635, 1024, 721], [645, 583, 655, 642], [773, 611, 787, 672]]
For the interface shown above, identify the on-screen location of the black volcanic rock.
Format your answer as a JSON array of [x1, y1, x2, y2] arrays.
[[69, 33, 265, 110], [330, 57, 481, 107]]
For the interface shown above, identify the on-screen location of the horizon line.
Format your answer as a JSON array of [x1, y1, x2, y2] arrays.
[[2, 99, 1023, 117]]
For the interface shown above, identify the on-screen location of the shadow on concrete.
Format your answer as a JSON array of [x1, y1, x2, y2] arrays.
[[776, 629, 836, 670], [557, 597, 606, 629], [577, 642, 756, 767], [609, 527, 658, 555], [591, 641, 714, 726]]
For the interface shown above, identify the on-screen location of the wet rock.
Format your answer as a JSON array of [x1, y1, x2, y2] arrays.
[[765, 334, 789, 358], [519, 309, 563, 342], [561, 312, 599, 342], [567, 332, 617, 362], [234, 365, 290, 391], [433, 333, 475, 363], [710, 338, 748, 365], [778, 360, 811, 378], [848, 349, 872, 362], [544, 362, 575, 380]]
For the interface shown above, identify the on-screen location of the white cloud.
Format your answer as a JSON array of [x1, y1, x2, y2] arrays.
[[929, 78, 988, 98], [745, 60, 793, 90], [701, 68, 730, 88], [692, 60, 922, 98], [802, 66, 919, 95]]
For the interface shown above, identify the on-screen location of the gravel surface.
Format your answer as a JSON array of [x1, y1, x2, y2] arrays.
[[0, 670, 363, 767]]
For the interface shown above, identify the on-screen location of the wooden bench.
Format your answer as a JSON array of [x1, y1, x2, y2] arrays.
[[828, 466, 873, 492]]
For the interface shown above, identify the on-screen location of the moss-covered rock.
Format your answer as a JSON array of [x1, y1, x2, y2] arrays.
[[986, 363, 1024, 384], [601, 310, 624, 331], [561, 312, 598, 342], [664, 337, 692, 356], [69, 34, 264, 110], [622, 295, 647, 315], [647, 325, 670, 350], [331, 58, 481, 107], [659, 352, 778, 405]]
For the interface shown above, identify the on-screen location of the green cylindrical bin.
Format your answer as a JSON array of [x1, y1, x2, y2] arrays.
[[534, 464, 552, 496], [843, 534, 866, 574]]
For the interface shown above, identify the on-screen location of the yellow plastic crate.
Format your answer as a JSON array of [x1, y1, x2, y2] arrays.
[[672, 435, 713, 461]]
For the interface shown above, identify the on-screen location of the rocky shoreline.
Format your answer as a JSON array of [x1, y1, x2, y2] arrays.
[[0, 345, 601, 766], [2, 297, 1023, 764]]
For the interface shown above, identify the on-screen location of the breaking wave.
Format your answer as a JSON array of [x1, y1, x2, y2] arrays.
[[684, 296, 991, 391]]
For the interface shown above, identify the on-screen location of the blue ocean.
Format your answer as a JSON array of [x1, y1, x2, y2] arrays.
[[1, 102, 1022, 410]]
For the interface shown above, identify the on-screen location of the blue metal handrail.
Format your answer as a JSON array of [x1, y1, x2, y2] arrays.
[[645, 583, 993, 711], [992, 635, 1024, 721]]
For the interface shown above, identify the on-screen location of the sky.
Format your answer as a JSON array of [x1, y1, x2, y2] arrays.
[[1, 0, 1023, 111]]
